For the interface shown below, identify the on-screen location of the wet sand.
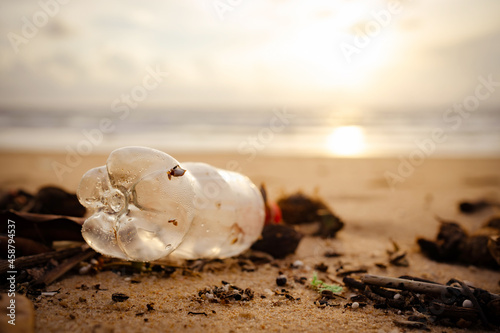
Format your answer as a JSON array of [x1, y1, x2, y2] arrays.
[[1, 151, 500, 332]]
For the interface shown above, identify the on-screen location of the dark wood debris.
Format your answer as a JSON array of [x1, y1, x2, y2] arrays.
[[188, 311, 207, 316], [111, 293, 129, 302], [343, 274, 500, 329], [0, 210, 85, 246], [277, 192, 344, 238], [486, 216, 500, 230], [417, 220, 499, 269], [314, 263, 329, 272], [251, 224, 303, 258], [0, 186, 85, 217], [386, 241, 409, 267], [458, 199, 496, 214], [195, 281, 255, 304]]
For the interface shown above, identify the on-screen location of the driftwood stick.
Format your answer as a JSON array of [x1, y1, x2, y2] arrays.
[[33, 247, 96, 286], [0, 245, 87, 275], [363, 275, 462, 296], [342, 276, 366, 290], [362, 274, 500, 301]]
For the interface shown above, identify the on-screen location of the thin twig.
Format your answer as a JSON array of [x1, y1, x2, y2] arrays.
[[32, 247, 96, 286], [363, 275, 456, 298], [0, 245, 88, 275]]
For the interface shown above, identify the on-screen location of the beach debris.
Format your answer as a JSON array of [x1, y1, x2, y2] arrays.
[[291, 260, 304, 268], [417, 220, 499, 269], [111, 293, 129, 302], [488, 236, 500, 265], [323, 250, 342, 258], [314, 262, 328, 272], [31, 247, 96, 287], [276, 274, 287, 286], [458, 199, 498, 214], [277, 192, 344, 238], [314, 294, 341, 308], [0, 210, 84, 245], [187, 311, 207, 316], [238, 250, 274, 265], [393, 319, 429, 330], [269, 288, 300, 303], [260, 184, 282, 225], [343, 274, 500, 329], [34, 248, 96, 287], [0, 244, 99, 293], [462, 299, 473, 308], [310, 272, 343, 293], [486, 216, 500, 230], [237, 258, 256, 272], [0, 189, 33, 211], [0, 186, 85, 217], [251, 224, 303, 258], [77, 146, 265, 261], [195, 281, 255, 304], [335, 266, 368, 277], [0, 245, 88, 276], [313, 282, 344, 308], [166, 165, 186, 180], [387, 240, 409, 267], [30, 186, 86, 216], [0, 235, 52, 257]]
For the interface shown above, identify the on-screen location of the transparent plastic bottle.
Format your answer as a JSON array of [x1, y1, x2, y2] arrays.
[[77, 146, 265, 261]]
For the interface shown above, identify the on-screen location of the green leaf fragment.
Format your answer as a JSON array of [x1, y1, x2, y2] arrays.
[[311, 272, 343, 293]]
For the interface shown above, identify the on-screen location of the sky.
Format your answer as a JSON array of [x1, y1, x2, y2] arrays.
[[1, 0, 500, 114]]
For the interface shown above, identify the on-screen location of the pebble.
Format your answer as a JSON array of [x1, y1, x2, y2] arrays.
[[351, 302, 359, 309], [79, 264, 92, 275], [264, 288, 274, 296], [462, 299, 473, 308], [293, 260, 304, 268], [276, 275, 287, 286], [393, 293, 401, 300]]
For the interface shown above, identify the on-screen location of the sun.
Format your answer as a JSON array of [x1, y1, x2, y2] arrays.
[[326, 126, 366, 156]]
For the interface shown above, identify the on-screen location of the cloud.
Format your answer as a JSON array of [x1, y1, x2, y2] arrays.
[[0, 0, 499, 111]]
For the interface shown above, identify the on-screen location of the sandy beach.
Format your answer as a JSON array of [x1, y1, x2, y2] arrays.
[[1, 151, 500, 332]]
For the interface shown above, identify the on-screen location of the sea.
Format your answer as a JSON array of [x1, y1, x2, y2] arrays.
[[0, 106, 499, 158]]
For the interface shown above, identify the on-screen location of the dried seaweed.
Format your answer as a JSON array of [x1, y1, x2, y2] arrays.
[[0, 210, 84, 245], [417, 220, 499, 269], [277, 192, 344, 238], [251, 224, 303, 258]]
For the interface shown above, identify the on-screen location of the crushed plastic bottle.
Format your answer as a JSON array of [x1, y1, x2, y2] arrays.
[[77, 146, 265, 261]]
